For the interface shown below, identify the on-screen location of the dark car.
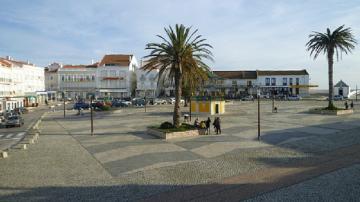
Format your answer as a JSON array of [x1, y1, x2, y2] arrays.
[[132, 98, 147, 106], [91, 101, 104, 108], [73, 102, 90, 110], [5, 116, 24, 128]]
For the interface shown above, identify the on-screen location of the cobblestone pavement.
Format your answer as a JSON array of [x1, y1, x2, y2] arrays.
[[245, 164, 360, 202], [0, 100, 359, 201]]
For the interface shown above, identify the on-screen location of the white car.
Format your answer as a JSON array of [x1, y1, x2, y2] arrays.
[[154, 98, 167, 105], [288, 95, 301, 101], [168, 98, 185, 104]]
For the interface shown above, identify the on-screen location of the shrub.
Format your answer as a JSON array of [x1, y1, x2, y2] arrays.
[[100, 105, 111, 111], [160, 121, 173, 129]]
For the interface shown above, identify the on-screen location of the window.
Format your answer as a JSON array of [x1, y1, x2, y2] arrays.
[[289, 78, 293, 85], [265, 78, 270, 86], [61, 75, 65, 81], [271, 78, 276, 86], [296, 78, 300, 85], [232, 80, 237, 85], [247, 81, 252, 86], [92, 75, 95, 81], [50, 76, 53, 80], [283, 78, 287, 86]]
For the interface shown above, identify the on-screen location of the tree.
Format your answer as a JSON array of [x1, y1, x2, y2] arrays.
[[306, 25, 356, 109], [143, 24, 213, 127], [182, 65, 210, 107]]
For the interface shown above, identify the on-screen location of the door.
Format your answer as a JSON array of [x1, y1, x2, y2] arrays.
[[339, 88, 343, 96], [215, 104, 219, 114]]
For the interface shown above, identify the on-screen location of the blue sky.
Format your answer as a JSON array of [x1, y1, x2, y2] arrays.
[[0, 0, 359, 89]]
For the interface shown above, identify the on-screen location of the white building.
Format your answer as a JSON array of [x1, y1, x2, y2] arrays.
[[58, 64, 97, 99], [45, 63, 62, 100], [206, 69, 313, 98], [136, 68, 158, 98], [97, 54, 138, 98], [256, 70, 310, 97], [334, 80, 350, 98], [0, 56, 45, 113], [47, 54, 138, 99]]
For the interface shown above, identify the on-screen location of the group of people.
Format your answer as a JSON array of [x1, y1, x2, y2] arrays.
[[194, 117, 222, 135], [344, 101, 354, 110]]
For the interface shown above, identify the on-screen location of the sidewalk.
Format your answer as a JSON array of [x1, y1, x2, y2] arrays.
[[142, 143, 360, 201]]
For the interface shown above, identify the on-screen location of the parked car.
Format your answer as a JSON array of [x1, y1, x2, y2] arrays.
[[0, 115, 5, 128], [167, 97, 176, 104], [259, 94, 270, 99], [111, 100, 131, 107], [167, 97, 185, 104], [241, 95, 254, 101], [132, 98, 147, 106], [5, 116, 24, 128], [154, 98, 167, 105], [333, 95, 344, 101], [288, 95, 302, 101], [91, 101, 104, 108], [73, 102, 90, 110]]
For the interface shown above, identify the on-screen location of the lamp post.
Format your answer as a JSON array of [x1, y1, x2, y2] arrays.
[[257, 88, 261, 141], [62, 92, 66, 118], [356, 85, 358, 102], [90, 95, 94, 136], [144, 92, 147, 113]]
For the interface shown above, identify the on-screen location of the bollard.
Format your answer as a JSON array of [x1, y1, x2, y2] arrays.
[[0, 151, 8, 158]]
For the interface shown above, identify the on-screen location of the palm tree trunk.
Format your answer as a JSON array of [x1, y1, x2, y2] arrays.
[[173, 70, 182, 128], [328, 49, 334, 108]]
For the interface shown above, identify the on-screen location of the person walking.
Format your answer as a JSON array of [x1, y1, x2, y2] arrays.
[[205, 117, 211, 135], [350, 101, 354, 109], [345, 101, 349, 110], [213, 117, 222, 134], [216, 117, 221, 134]]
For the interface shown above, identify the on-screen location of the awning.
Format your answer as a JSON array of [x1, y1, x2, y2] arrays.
[[98, 89, 128, 93], [290, 84, 318, 88]]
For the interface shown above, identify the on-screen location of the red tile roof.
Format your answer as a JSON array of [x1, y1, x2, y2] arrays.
[[99, 54, 133, 66], [63, 65, 86, 69], [213, 71, 258, 79], [256, 70, 309, 76]]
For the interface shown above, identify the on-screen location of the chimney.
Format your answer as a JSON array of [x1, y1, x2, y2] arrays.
[[91, 59, 94, 64], [6, 56, 11, 60]]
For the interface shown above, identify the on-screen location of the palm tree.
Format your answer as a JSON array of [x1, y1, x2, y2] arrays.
[[143, 24, 213, 127], [306, 25, 357, 109]]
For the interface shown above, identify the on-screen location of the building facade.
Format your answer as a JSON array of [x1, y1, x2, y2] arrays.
[[136, 68, 158, 98], [0, 56, 45, 113], [46, 54, 138, 99], [205, 70, 312, 98], [334, 80, 350, 98]]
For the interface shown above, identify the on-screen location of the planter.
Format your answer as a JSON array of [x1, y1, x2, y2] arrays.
[[309, 108, 354, 115], [147, 128, 200, 139]]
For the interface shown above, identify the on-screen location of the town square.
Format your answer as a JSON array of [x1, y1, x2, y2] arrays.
[[0, 0, 360, 201]]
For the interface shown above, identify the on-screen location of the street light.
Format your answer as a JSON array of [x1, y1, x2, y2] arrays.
[[257, 87, 261, 141], [62, 91, 66, 118], [90, 95, 94, 136], [144, 90, 147, 113], [356, 85, 358, 102]]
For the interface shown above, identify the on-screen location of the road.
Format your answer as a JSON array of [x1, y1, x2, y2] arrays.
[[0, 106, 47, 151]]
